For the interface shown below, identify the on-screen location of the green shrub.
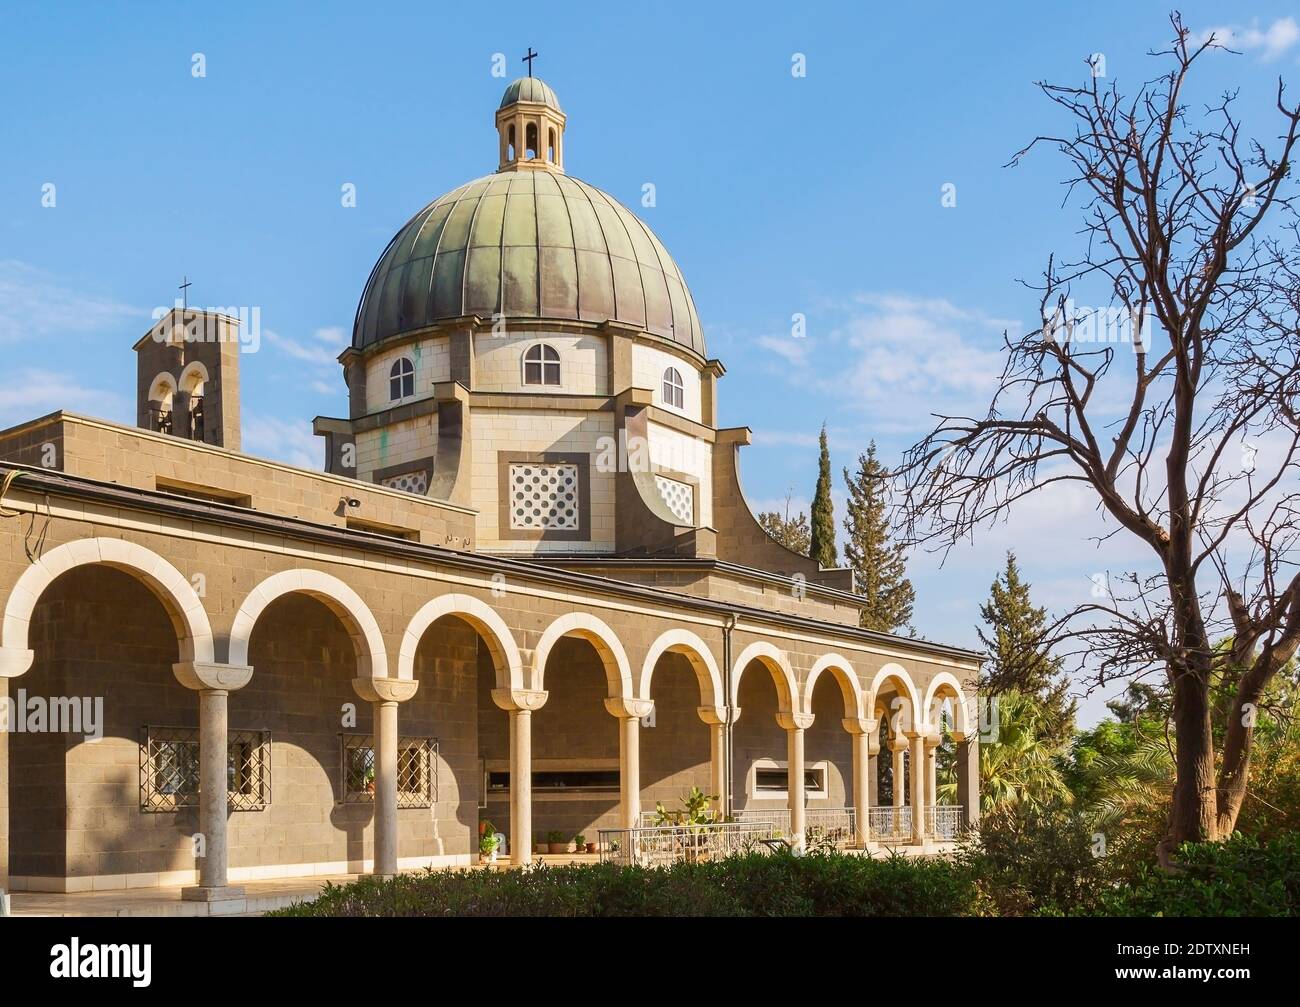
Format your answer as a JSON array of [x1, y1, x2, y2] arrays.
[[1098, 832, 1300, 917], [269, 850, 982, 917], [957, 801, 1121, 916]]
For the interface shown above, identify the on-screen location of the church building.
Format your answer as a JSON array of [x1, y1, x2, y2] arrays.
[[0, 74, 981, 909]]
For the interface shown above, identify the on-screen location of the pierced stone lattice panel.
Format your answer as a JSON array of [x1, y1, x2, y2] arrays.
[[381, 470, 429, 496], [509, 463, 580, 530], [654, 474, 694, 525]]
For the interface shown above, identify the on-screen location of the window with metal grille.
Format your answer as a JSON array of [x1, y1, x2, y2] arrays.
[[522, 343, 561, 385], [139, 726, 271, 812], [340, 734, 437, 809]]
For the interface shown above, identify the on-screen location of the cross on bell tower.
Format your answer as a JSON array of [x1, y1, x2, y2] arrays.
[[522, 47, 538, 76]]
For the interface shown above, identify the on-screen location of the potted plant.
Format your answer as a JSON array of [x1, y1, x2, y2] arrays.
[[362, 765, 375, 795], [573, 833, 586, 855], [536, 833, 547, 855], [478, 818, 499, 864], [546, 830, 569, 855], [585, 838, 597, 854]]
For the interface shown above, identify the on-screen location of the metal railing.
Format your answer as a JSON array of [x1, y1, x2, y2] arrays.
[[867, 805, 914, 842], [599, 821, 777, 866], [925, 805, 966, 841]]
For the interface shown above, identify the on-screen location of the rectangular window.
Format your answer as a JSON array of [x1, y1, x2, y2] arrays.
[[486, 769, 620, 794], [749, 761, 828, 801], [340, 734, 437, 809], [139, 726, 271, 812]]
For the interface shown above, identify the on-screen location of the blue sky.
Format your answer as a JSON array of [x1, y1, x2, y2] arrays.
[[3, 2, 1298, 724]]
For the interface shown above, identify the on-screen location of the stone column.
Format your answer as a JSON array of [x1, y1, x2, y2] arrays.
[[867, 730, 880, 808], [925, 734, 940, 823], [956, 733, 981, 829], [777, 712, 814, 845], [908, 734, 926, 846], [492, 688, 548, 865], [606, 698, 654, 831], [0, 649, 33, 908], [353, 677, 420, 878], [844, 718, 877, 849], [890, 740, 907, 809], [698, 706, 729, 815], [173, 661, 254, 901]]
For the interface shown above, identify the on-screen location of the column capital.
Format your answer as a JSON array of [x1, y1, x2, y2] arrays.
[[888, 737, 910, 754], [604, 696, 653, 720], [922, 731, 942, 750], [491, 687, 548, 712], [0, 646, 34, 678], [776, 711, 814, 731], [352, 676, 419, 704], [841, 716, 879, 736], [696, 705, 729, 726], [172, 661, 253, 692]]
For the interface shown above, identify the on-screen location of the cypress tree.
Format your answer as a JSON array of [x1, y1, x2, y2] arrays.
[[809, 424, 837, 569], [842, 441, 915, 633]]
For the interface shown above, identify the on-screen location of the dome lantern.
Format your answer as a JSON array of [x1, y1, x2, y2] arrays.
[[496, 75, 565, 173]]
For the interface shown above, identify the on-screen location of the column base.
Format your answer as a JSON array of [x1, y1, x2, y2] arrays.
[[181, 884, 246, 902]]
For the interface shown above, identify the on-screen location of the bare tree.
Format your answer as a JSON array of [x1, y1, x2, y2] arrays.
[[893, 13, 1300, 852]]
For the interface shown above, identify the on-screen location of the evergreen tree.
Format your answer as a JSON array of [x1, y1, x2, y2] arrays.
[[809, 424, 837, 569], [757, 490, 811, 555], [842, 441, 914, 633], [977, 552, 1076, 747]]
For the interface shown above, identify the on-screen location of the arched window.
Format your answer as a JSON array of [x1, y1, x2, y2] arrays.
[[507, 124, 516, 161], [548, 128, 556, 162], [525, 122, 538, 160], [662, 366, 684, 409], [523, 343, 561, 386], [389, 357, 415, 401]]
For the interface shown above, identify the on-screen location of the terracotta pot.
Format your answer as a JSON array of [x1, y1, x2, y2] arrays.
[[585, 842, 597, 854], [548, 842, 570, 855]]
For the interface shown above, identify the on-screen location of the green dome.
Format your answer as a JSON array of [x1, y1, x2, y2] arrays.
[[352, 171, 705, 355], [499, 77, 562, 112]]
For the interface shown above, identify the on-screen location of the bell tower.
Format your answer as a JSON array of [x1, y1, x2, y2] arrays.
[[495, 66, 566, 173], [134, 306, 242, 450]]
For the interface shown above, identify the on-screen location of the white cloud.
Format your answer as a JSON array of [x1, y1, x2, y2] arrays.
[[756, 334, 811, 366], [241, 413, 321, 470], [754, 292, 1015, 434], [1197, 17, 1300, 61], [0, 369, 129, 428], [0, 260, 147, 344], [265, 327, 348, 367]]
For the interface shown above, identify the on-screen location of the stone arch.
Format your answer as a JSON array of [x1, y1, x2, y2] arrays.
[[228, 569, 387, 677], [869, 662, 922, 737], [730, 640, 797, 717], [0, 537, 215, 676], [399, 593, 523, 689], [923, 671, 973, 738], [178, 360, 209, 395], [532, 612, 633, 699], [638, 628, 724, 709], [801, 653, 864, 720], [148, 371, 176, 405]]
